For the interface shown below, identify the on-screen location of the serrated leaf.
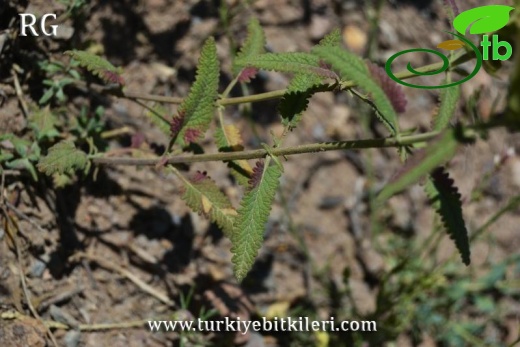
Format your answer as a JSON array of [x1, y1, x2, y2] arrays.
[[215, 125, 253, 187], [174, 37, 220, 147], [453, 5, 514, 35], [376, 130, 458, 203], [145, 104, 171, 136], [316, 28, 342, 47], [217, 125, 244, 150], [234, 18, 266, 74], [366, 62, 407, 113], [313, 46, 399, 135], [65, 50, 124, 85], [6, 158, 38, 181], [52, 172, 74, 188], [425, 167, 470, 265], [37, 141, 88, 175], [177, 171, 236, 237], [279, 73, 323, 129], [29, 106, 60, 140], [235, 52, 337, 79], [433, 84, 460, 131], [232, 162, 283, 281]]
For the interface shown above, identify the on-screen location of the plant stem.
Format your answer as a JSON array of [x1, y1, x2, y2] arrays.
[[108, 50, 473, 106], [92, 130, 442, 166]]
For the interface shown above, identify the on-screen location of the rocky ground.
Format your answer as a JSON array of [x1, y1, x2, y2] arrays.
[[1, 0, 519, 346]]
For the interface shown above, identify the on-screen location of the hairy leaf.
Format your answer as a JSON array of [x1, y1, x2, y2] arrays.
[[177, 170, 237, 237], [376, 130, 458, 203], [277, 30, 343, 130], [52, 173, 74, 188], [37, 141, 88, 175], [234, 18, 266, 74], [367, 62, 407, 113], [238, 67, 259, 83], [425, 167, 470, 265], [278, 73, 323, 129], [215, 125, 253, 187], [248, 160, 265, 189], [29, 106, 59, 140], [232, 162, 283, 281], [313, 46, 399, 135], [433, 84, 460, 131], [235, 52, 337, 79], [174, 37, 220, 147], [316, 28, 342, 48], [65, 50, 124, 85]]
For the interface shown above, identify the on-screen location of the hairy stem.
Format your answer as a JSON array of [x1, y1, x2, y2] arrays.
[[101, 50, 472, 106], [92, 130, 444, 166]]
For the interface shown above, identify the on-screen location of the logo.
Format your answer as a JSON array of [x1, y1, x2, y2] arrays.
[[385, 5, 515, 89]]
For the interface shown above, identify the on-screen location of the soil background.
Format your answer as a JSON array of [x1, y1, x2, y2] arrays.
[[1, 0, 519, 346]]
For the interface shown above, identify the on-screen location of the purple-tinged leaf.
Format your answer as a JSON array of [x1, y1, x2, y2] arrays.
[[170, 111, 185, 138], [184, 128, 202, 144], [238, 67, 258, 83], [367, 61, 407, 113], [248, 160, 265, 189]]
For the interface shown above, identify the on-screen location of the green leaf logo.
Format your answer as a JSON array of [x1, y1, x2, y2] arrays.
[[453, 5, 514, 35]]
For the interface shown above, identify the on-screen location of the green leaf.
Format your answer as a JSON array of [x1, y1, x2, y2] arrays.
[[433, 85, 460, 131], [453, 5, 514, 35], [29, 106, 60, 140], [279, 73, 323, 129], [313, 46, 399, 135], [235, 52, 337, 79], [39, 88, 55, 105], [52, 173, 74, 188], [37, 141, 89, 176], [65, 50, 124, 85], [174, 37, 220, 147], [234, 18, 266, 74], [215, 125, 253, 187], [232, 161, 283, 282], [6, 158, 38, 181], [425, 167, 470, 265], [376, 130, 459, 203], [176, 170, 237, 237], [316, 28, 342, 48]]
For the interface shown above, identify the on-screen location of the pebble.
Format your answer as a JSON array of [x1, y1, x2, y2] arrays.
[[28, 259, 47, 278], [244, 332, 265, 347], [510, 157, 520, 189], [348, 278, 376, 315], [64, 330, 81, 347], [342, 25, 367, 53], [308, 16, 332, 41], [318, 196, 344, 210]]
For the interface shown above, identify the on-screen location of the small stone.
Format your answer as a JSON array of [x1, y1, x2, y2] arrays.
[[55, 25, 74, 40], [308, 16, 332, 41], [342, 25, 367, 53], [64, 330, 81, 347], [318, 196, 344, 210], [50, 305, 80, 327], [326, 105, 352, 139], [510, 157, 520, 189], [244, 332, 265, 347], [348, 278, 376, 315], [28, 259, 47, 278]]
